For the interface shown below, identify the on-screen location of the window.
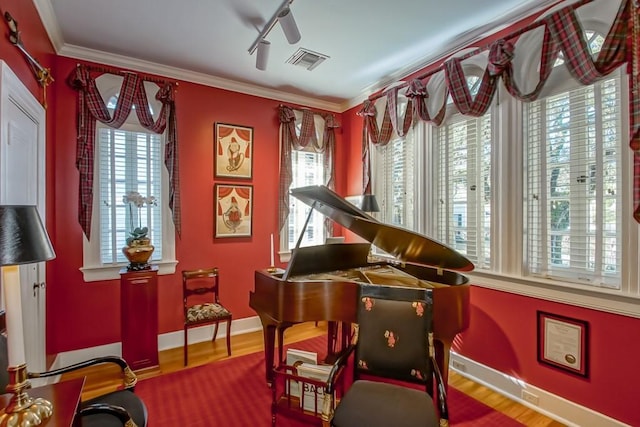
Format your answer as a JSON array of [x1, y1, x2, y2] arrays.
[[525, 74, 623, 288], [369, 13, 639, 316], [371, 92, 417, 231], [96, 126, 163, 264], [81, 75, 176, 281], [287, 150, 326, 249], [434, 113, 492, 269], [373, 130, 415, 230], [282, 112, 329, 254]]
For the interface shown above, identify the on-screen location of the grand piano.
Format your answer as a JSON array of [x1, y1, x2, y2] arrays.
[[249, 185, 474, 386]]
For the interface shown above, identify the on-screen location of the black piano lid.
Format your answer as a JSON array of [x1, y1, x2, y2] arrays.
[[290, 185, 475, 272]]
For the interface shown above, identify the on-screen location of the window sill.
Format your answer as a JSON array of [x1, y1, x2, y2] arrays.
[[80, 260, 178, 282], [468, 270, 640, 319], [278, 250, 640, 318]]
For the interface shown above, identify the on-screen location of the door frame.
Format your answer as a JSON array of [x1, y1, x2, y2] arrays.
[[0, 60, 47, 372]]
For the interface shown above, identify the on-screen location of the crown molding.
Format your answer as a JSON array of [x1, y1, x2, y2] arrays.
[[57, 44, 342, 113], [36, 0, 565, 114], [341, 0, 564, 111], [33, 0, 64, 52]]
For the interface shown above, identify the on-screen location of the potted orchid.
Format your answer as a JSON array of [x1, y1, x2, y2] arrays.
[[122, 191, 157, 245], [122, 191, 157, 270]]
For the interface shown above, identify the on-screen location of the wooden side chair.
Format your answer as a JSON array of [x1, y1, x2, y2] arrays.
[[182, 267, 232, 365]]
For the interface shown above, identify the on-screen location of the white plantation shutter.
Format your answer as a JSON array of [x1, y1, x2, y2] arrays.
[[97, 126, 163, 264], [525, 75, 622, 288], [375, 134, 415, 230], [287, 150, 326, 248], [435, 114, 492, 269]]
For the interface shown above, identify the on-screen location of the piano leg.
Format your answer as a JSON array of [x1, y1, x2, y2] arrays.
[[327, 321, 338, 355], [258, 319, 296, 387], [261, 323, 277, 386], [276, 324, 291, 368], [435, 339, 452, 387]]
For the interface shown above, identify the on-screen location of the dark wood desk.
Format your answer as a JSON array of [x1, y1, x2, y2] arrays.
[[0, 378, 85, 426]]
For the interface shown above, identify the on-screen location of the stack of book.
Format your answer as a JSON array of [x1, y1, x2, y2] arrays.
[[285, 348, 318, 399], [284, 348, 333, 413], [296, 362, 333, 413]]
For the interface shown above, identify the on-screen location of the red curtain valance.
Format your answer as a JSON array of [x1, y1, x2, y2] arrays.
[[68, 64, 181, 239], [359, 0, 640, 221]]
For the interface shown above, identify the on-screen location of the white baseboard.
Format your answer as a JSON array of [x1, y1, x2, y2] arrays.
[[50, 315, 263, 369], [450, 352, 630, 427]]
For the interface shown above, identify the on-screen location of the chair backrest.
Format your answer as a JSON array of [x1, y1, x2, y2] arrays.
[[354, 284, 434, 386], [182, 268, 220, 310]]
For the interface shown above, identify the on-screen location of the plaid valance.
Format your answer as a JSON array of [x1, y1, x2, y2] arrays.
[[68, 65, 181, 239], [360, 0, 640, 221], [278, 105, 338, 233]]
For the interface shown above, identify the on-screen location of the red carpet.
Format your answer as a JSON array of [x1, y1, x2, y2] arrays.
[[136, 336, 524, 426]]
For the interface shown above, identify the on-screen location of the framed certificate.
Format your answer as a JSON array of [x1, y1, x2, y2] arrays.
[[537, 311, 589, 378]]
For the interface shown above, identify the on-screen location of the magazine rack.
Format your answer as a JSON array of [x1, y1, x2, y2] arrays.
[[271, 346, 353, 426]]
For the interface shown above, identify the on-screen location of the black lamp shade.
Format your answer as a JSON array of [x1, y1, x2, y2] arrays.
[[361, 194, 380, 213], [0, 205, 55, 266]]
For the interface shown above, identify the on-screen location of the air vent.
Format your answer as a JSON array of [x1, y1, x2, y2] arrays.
[[286, 48, 329, 71]]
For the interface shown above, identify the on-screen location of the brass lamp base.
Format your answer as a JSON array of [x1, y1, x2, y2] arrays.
[[0, 364, 53, 427]]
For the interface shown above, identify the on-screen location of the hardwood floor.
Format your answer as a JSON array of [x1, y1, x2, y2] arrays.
[[61, 322, 565, 426]]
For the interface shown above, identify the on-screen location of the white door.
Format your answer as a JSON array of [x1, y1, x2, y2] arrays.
[[0, 61, 47, 373]]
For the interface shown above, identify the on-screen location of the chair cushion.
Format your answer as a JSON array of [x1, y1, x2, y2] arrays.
[[332, 380, 437, 427], [186, 303, 230, 323], [82, 389, 148, 427]]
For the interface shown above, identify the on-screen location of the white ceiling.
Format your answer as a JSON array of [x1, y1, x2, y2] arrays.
[[35, 0, 560, 112]]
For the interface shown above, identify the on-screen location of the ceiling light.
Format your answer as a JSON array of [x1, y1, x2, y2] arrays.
[[277, 7, 300, 44], [256, 40, 271, 71], [248, 0, 301, 71]]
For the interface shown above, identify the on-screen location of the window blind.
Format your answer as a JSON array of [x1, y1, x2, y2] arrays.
[[98, 127, 163, 264], [525, 76, 622, 288], [435, 114, 492, 268], [287, 150, 325, 248], [376, 135, 415, 230]]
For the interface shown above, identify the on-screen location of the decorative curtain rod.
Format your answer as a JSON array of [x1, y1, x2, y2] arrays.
[[368, 0, 594, 101], [77, 64, 178, 87], [279, 103, 334, 118]]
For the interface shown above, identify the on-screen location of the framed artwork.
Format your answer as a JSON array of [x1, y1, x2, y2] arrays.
[[214, 184, 253, 238], [214, 122, 253, 179], [537, 311, 589, 378]]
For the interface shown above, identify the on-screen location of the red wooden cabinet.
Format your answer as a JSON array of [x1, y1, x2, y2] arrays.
[[120, 266, 159, 371]]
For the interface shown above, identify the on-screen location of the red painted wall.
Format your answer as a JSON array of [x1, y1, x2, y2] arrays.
[[457, 287, 640, 426], [0, 1, 54, 99], [49, 55, 346, 352], [4, 3, 640, 426]]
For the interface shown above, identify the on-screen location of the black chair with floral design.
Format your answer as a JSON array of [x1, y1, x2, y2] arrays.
[[182, 267, 232, 365], [330, 284, 448, 427]]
